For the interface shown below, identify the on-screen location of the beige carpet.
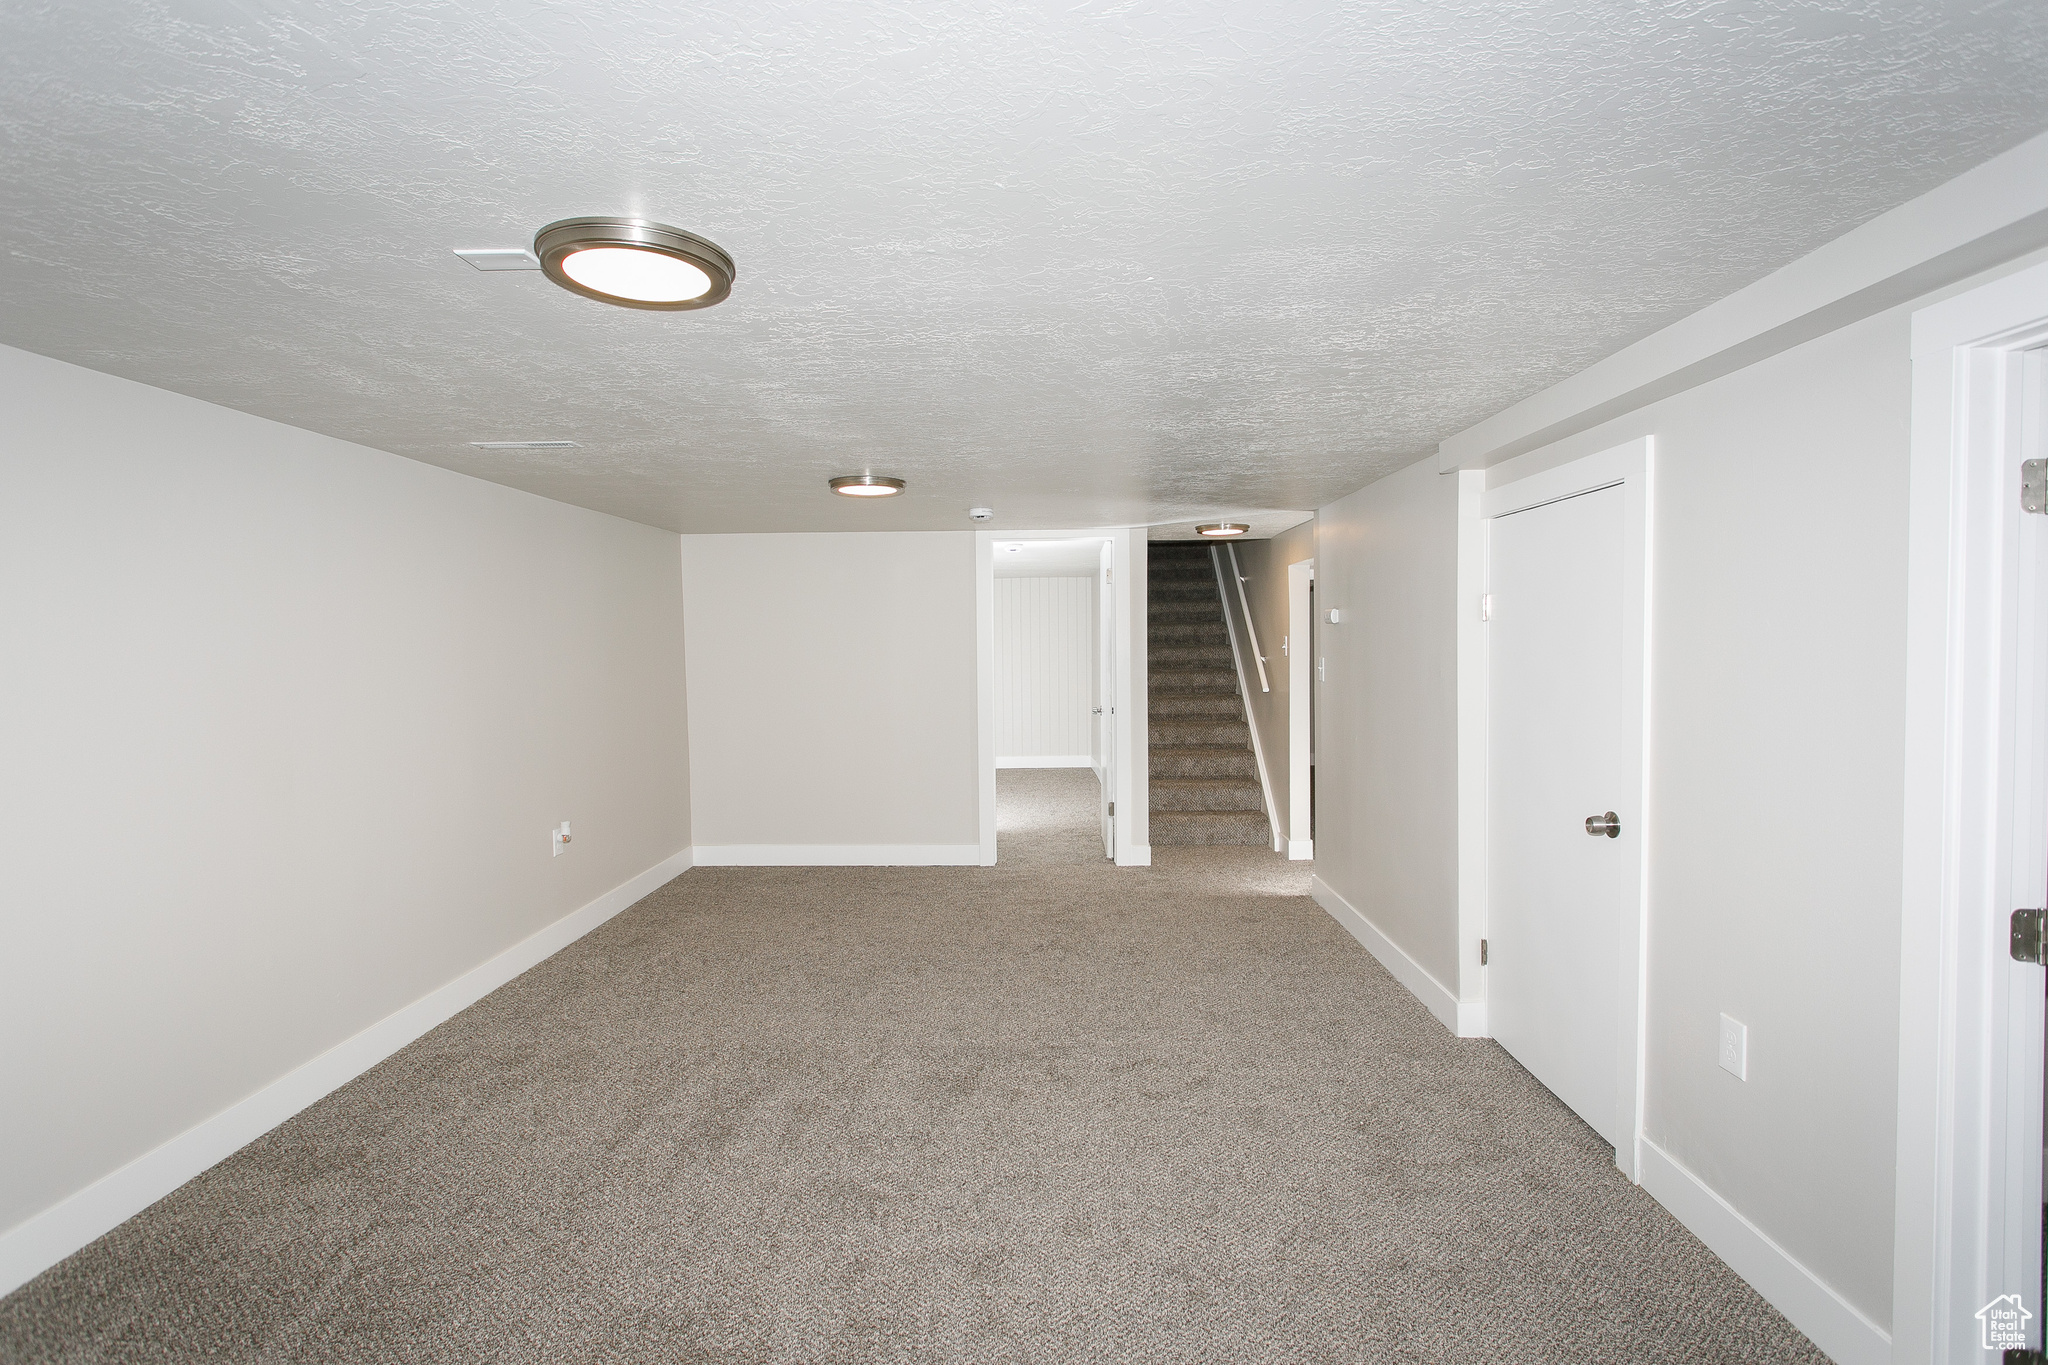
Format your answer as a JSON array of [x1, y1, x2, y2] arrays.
[[0, 771, 1825, 1363]]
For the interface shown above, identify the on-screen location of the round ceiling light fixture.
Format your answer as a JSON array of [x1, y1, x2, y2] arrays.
[[829, 474, 907, 498], [534, 217, 735, 310], [1196, 522, 1250, 537]]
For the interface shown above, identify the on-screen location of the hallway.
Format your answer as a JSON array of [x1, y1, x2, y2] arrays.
[[5, 771, 1821, 1362]]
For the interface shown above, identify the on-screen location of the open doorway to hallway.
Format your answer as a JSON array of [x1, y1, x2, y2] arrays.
[[976, 529, 1146, 866]]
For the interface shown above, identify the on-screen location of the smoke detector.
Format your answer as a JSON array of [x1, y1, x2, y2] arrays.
[[968, 508, 995, 522]]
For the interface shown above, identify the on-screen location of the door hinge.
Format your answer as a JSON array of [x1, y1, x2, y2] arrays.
[[1480, 593, 1493, 621], [2025, 459, 2048, 515], [2013, 909, 2046, 964], [1108, 801, 1115, 817], [1479, 938, 1488, 966]]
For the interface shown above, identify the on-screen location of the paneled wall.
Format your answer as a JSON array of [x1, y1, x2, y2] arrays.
[[994, 577, 1093, 765]]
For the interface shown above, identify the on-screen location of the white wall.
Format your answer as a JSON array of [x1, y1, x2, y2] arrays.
[[0, 344, 691, 1257], [680, 531, 980, 861], [1481, 307, 1911, 1331], [1306, 255, 2048, 1346], [994, 577, 1093, 764], [1312, 459, 1464, 993]]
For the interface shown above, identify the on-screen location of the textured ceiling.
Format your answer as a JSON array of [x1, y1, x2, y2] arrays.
[[3, 1, 2046, 534]]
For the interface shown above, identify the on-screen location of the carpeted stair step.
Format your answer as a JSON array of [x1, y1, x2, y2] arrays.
[[1146, 541, 1271, 849], [1151, 777, 1267, 812], [1150, 745, 1261, 779], [1149, 694, 1246, 719], [1150, 668, 1238, 694], [1148, 809, 1271, 846], [1149, 607, 1224, 628], [1149, 644, 1234, 669], [1149, 621, 1221, 645], [1151, 718, 1251, 746]]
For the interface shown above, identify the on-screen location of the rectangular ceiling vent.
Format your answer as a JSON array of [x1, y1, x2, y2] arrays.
[[470, 440, 581, 450], [453, 247, 540, 271]]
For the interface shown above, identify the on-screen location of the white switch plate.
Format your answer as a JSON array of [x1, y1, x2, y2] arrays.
[[552, 821, 572, 856], [1718, 1013, 1748, 1080]]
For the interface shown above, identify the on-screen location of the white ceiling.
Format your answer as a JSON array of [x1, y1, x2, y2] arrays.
[[3, 1, 2044, 535]]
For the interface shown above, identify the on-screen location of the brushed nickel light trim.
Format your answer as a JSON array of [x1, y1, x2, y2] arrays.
[[533, 217, 735, 310], [830, 474, 907, 498], [1196, 522, 1250, 537]]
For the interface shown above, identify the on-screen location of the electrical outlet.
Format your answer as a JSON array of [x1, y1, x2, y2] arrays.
[[552, 821, 572, 857], [1718, 1013, 1748, 1080]]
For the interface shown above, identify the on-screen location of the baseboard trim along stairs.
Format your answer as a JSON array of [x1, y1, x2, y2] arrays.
[[0, 845, 697, 1299]]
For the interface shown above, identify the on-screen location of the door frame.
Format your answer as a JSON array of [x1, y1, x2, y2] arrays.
[[1461, 435, 1655, 1181], [976, 527, 1148, 867], [1287, 558, 1316, 860], [1894, 257, 2048, 1363]]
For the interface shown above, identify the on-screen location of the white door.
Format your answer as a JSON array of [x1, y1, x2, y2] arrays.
[[1487, 482, 1631, 1146]]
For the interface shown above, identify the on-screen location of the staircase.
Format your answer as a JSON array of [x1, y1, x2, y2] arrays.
[[1147, 542, 1272, 847]]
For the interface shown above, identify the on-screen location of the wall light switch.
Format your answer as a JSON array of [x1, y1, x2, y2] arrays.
[[552, 821, 572, 856], [1718, 1013, 1748, 1080]]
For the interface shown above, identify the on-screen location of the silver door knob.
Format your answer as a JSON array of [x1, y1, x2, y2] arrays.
[[1585, 811, 1620, 838]]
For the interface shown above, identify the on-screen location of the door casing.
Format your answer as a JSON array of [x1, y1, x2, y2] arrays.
[[1460, 436, 1656, 1181], [1895, 257, 2048, 1363]]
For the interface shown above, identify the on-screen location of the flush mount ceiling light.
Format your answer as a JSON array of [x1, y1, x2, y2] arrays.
[[829, 474, 906, 498], [1196, 522, 1250, 537], [533, 217, 735, 310], [470, 440, 581, 450]]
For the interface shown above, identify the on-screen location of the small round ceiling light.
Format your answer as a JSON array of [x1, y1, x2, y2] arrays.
[[829, 474, 906, 498], [534, 217, 734, 310], [1196, 522, 1250, 537]]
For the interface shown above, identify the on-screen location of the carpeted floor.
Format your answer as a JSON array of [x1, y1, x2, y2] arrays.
[[0, 771, 1826, 1363]]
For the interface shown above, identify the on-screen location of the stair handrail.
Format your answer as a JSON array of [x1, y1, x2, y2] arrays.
[[1222, 543, 1270, 693]]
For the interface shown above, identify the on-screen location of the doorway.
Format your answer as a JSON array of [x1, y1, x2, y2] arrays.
[[1896, 261, 2048, 1361], [976, 528, 1146, 867], [1477, 438, 1653, 1180], [1287, 559, 1316, 859]]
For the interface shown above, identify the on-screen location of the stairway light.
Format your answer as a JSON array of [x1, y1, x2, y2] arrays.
[[1196, 522, 1249, 537]]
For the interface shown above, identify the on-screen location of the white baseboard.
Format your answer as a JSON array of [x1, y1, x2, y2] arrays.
[[1311, 875, 1484, 1038], [1287, 837, 1314, 861], [692, 843, 984, 866], [0, 845, 696, 1299], [1115, 843, 1152, 867], [996, 755, 1094, 768], [1639, 1138, 1889, 1365]]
